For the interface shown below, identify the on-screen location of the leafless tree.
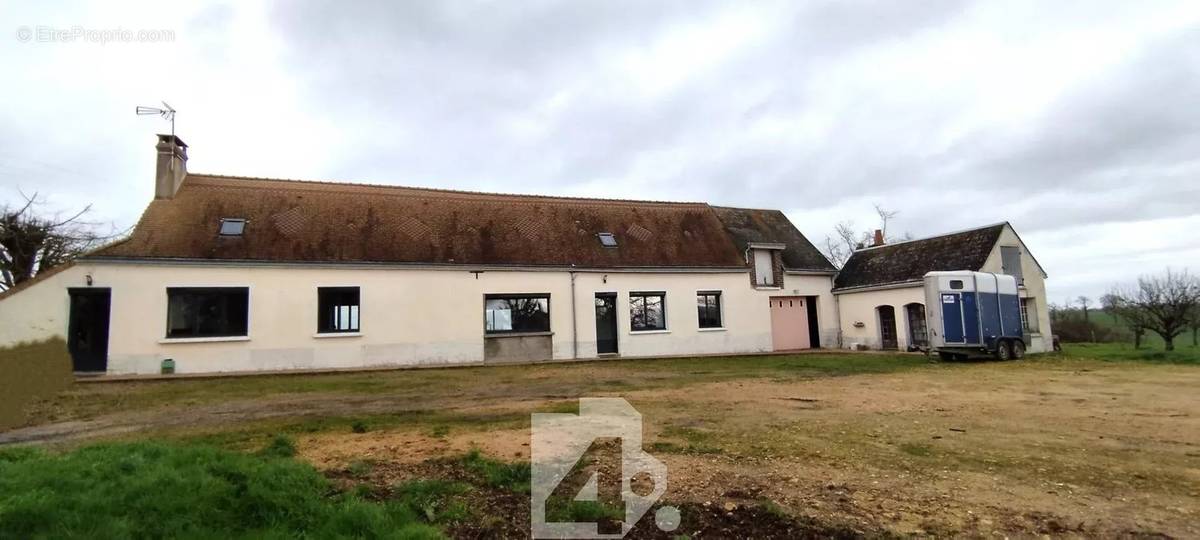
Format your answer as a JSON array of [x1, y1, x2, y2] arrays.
[[821, 204, 911, 268], [1076, 296, 1091, 322], [1102, 292, 1147, 349], [1106, 269, 1200, 351], [0, 192, 117, 291]]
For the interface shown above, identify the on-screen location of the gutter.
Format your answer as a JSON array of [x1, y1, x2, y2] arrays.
[[79, 256, 751, 274], [570, 270, 578, 360], [832, 279, 923, 295]]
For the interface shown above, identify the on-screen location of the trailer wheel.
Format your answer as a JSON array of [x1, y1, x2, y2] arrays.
[[1011, 340, 1026, 359], [994, 340, 1012, 361]]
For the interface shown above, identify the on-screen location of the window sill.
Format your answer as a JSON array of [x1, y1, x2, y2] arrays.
[[484, 331, 554, 338], [698, 327, 726, 332], [630, 329, 670, 335], [754, 286, 782, 291], [313, 332, 362, 339], [159, 336, 250, 344]]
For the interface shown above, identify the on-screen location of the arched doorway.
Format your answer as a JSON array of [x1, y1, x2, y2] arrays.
[[905, 303, 928, 350], [876, 305, 898, 350]]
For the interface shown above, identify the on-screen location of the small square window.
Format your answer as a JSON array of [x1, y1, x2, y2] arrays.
[[630, 292, 666, 331], [219, 218, 246, 236], [597, 232, 617, 248]]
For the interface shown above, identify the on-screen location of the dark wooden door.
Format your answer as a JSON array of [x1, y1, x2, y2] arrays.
[[67, 288, 111, 373], [594, 293, 618, 355], [878, 305, 898, 350]]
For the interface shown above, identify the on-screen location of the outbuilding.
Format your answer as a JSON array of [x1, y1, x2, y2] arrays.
[[832, 223, 1053, 353]]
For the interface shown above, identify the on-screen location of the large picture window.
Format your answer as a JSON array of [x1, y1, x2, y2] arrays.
[[696, 291, 722, 329], [485, 294, 550, 334], [318, 287, 360, 333], [630, 292, 666, 332], [166, 287, 249, 338]]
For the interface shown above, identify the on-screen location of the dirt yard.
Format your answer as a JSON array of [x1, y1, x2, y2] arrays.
[[4, 352, 1197, 538]]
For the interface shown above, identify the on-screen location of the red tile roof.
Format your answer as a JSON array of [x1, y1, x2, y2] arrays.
[[92, 174, 830, 270]]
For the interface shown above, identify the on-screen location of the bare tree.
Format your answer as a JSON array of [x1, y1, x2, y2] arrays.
[[0, 192, 116, 291], [820, 204, 911, 268], [1076, 296, 1091, 322], [1102, 292, 1147, 349], [1107, 269, 1200, 351]]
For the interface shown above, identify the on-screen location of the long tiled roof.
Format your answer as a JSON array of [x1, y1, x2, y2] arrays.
[[91, 174, 831, 270], [833, 223, 1007, 290]]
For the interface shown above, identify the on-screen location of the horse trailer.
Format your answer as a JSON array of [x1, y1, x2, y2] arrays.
[[924, 271, 1025, 360]]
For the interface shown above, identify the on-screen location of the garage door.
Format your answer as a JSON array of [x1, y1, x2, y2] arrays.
[[769, 296, 811, 351]]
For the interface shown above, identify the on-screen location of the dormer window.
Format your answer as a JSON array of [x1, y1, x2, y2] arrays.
[[597, 232, 617, 248], [754, 249, 774, 286], [219, 218, 246, 236]]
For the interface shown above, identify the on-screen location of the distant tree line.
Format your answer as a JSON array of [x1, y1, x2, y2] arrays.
[[1052, 268, 1200, 351]]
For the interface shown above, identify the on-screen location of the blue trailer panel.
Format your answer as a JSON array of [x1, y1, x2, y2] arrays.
[[924, 271, 1024, 360]]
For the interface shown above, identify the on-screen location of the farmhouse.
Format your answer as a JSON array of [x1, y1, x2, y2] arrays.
[[0, 135, 840, 375], [833, 224, 1053, 353]]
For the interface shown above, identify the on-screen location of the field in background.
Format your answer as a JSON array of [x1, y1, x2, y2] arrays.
[[2, 349, 1198, 538]]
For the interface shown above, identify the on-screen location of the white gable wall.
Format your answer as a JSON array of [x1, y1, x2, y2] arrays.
[[978, 224, 1053, 353]]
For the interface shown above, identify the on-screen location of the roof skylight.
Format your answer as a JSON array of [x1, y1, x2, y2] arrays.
[[219, 218, 246, 236], [597, 232, 617, 247]]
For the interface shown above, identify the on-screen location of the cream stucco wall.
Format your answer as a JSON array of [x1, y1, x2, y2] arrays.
[[833, 224, 1053, 354], [0, 261, 837, 375], [835, 286, 926, 350]]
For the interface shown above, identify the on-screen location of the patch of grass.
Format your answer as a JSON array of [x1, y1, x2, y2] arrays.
[[33, 352, 930, 426], [0, 441, 441, 539], [898, 442, 933, 457], [460, 448, 531, 493], [393, 479, 472, 525], [759, 498, 791, 520], [429, 424, 450, 438], [256, 433, 297, 458], [545, 498, 624, 523], [348, 458, 376, 478], [1062, 342, 1200, 364], [164, 409, 529, 451], [536, 400, 581, 414], [351, 419, 370, 433], [654, 426, 726, 455]]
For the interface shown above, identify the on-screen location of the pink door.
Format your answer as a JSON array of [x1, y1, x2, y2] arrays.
[[770, 296, 811, 351]]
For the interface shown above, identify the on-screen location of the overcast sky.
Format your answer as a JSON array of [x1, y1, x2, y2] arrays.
[[3, 1, 1198, 303]]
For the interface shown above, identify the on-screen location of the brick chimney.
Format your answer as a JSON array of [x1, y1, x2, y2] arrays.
[[872, 229, 884, 247], [155, 134, 188, 199]]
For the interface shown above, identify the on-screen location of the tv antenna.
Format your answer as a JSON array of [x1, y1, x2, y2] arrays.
[[136, 101, 177, 136]]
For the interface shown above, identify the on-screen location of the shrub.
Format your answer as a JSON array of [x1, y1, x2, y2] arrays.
[[392, 479, 472, 524], [0, 441, 442, 539], [257, 434, 297, 458]]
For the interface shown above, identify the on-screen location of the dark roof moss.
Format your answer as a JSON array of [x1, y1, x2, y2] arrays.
[[92, 174, 824, 270], [833, 224, 1007, 290], [711, 207, 836, 272]]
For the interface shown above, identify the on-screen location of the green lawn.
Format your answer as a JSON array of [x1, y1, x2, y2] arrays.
[[1061, 341, 1200, 364], [4, 347, 1197, 538], [0, 440, 441, 539]]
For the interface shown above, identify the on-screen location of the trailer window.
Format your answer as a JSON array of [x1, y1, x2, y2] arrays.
[[949, 280, 964, 290]]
